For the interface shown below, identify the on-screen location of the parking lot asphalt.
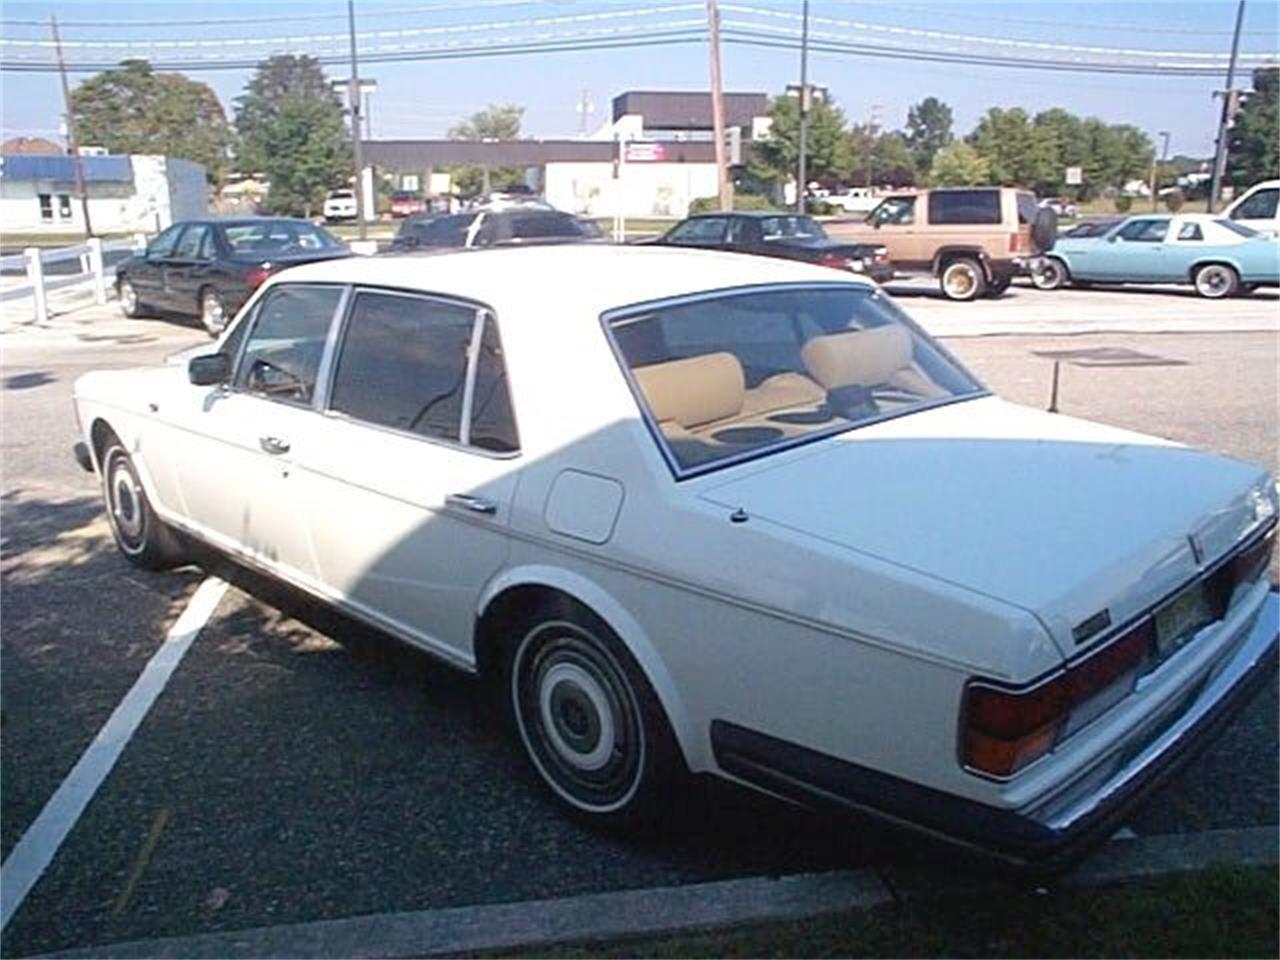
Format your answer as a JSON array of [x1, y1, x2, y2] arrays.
[[1, 288, 1276, 956]]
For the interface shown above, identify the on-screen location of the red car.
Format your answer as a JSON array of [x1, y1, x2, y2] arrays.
[[389, 191, 426, 218]]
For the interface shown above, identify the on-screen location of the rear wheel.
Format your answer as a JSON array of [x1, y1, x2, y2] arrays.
[[199, 287, 228, 336], [940, 257, 986, 301], [508, 601, 681, 825], [1031, 257, 1069, 290], [1193, 263, 1239, 299], [101, 441, 186, 570]]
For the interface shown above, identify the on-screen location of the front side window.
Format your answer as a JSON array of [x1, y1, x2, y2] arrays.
[[1232, 187, 1278, 221], [928, 190, 1001, 225], [329, 291, 518, 452], [147, 224, 184, 258], [234, 284, 343, 405], [607, 285, 983, 475], [869, 196, 915, 226], [760, 215, 826, 241], [666, 218, 728, 245], [1116, 218, 1169, 242]]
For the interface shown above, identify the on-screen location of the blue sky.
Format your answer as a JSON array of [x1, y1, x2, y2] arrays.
[[2, 1, 1277, 157]]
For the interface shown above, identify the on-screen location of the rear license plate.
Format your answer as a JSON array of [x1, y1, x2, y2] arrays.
[[1154, 582, 1214, 657]]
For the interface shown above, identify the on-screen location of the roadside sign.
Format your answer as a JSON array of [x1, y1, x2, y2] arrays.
[[1065, 166, 1083, 185], [624, 142, 666, 162]]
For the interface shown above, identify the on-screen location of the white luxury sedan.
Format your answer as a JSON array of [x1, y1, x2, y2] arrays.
[[72, 245, 1278, 866]]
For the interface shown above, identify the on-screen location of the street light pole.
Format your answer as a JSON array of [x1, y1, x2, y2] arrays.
[[1208, 0, 1246, 213], [346, 0, 367, 240], [1149, 130, 1170, 211], [796, 0, 809, 213]]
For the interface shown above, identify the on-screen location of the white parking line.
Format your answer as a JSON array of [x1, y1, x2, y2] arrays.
[[0, 576, 228, 932]]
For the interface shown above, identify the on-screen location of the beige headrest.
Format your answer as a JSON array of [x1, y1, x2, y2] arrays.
[[801, 325, 913, 390], [632, 352, 745, 429]]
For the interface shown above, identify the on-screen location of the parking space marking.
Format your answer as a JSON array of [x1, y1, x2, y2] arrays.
[[0, 577, 228, 931]]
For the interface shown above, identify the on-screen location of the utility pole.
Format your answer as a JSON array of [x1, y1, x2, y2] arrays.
[[863, 104, 883, 190], [706, 0, 731, 211], [796, 0, 810, 213], [576, 89, 594, 137], [1149, 130, 1170, 211], [50, 15, 93, 238], [346, 0, 367, 240], [1208, 0, 1246, 213]]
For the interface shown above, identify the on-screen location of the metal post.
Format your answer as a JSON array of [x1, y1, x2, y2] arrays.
[[706, 0, 731, 211], [346, 0, 367, 240], [1208, 0, 1246, 212], [24, 248, 47, 324], [797, 0, 810, 213], [51, 15, 93, 239], [88, 237, 106, 304], [1150, 130, 1170, 211]]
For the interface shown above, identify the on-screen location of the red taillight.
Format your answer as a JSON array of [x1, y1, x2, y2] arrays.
[[1008, 232, 1022, 253], [817, 254, 851, 271], [962, 621, 1153, 777], [245, 265, 273, 288]]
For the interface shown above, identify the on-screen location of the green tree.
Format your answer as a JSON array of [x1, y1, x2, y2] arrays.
[[70, 59, 232, 186], [926, 142, 991, 186], [905, 96, 954, 172], [234, 55, 351, 216], [1228, 67, 1279, 187], [1032, 108, 1087, 196], [967, 107, 1057, 188], [749, 93, 853, 188], [447, 104, 527, 195]]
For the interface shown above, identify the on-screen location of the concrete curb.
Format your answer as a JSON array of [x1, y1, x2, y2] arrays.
[[36, 825, 1278, 959]]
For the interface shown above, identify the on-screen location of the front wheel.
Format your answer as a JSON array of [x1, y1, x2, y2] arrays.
[[199, 287, 228, 336], [940, 257, 987, 301], [118, 279, 145, 318], [101, 442, 186, 570], [509, 603, 681, 825], [1031, 258, 1069, 290], [1193, 263, 1239, 299]]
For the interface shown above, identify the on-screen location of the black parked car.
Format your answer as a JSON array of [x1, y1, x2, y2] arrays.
[[115, 218, 350, 335], [388, 207, 603, 252], [649, 211, 894, 283]]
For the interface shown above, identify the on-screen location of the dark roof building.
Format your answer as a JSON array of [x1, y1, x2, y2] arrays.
[[611, 91, 769, 131]]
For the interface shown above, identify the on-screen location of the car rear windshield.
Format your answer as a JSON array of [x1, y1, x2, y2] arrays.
[[401, 214, 474, 246], [224, 221, 343, 255], [605, 285, 984, 476], [927, 190, 1001, 225], [1217, 219, 1260, 238], [759, 215, 826, 241]]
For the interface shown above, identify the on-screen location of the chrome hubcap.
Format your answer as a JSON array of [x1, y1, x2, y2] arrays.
[[121, 283, 137, 313], [203, 294, 225, 331], [110, 463, 144, 544], [540, 661, 615, 771], [1200, 268, 1227, 295]]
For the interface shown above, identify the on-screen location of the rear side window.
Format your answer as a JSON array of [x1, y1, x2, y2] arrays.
[[928, 190, 1001, 225], [508, 211, 591, 240], [329, 291, 518, 451], [1177, 222, 1204, 241], [235, 284, 344, 405]]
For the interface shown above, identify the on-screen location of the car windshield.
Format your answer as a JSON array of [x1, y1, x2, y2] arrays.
[[1217, 219, 1260, 238], [759, 215, 826, 241], [606, 285, 984, 476], [224, 220, 343, 254]]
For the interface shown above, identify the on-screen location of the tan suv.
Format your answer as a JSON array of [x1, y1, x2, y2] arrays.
[[827, 187, 1056, 301]]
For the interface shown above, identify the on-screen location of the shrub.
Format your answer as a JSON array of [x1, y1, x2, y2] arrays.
[[1114, 195, 1133, 213], [1163, 189, 1186, 212], [688, 193, 779, 214]]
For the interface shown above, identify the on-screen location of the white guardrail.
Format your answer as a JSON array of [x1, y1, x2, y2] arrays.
[[0, 235, 145, 323]]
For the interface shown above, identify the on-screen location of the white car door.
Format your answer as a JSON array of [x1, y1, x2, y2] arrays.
[[291, 287, 520, 665], [166, 282, 348, 579]]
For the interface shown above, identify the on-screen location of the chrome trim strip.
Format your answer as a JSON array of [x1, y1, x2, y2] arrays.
[[1040, 591, 1277, 832]]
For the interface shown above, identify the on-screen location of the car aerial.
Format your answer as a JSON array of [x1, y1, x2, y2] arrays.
[[114, 217, 351, 335], [322, 189, 358, 223], [1224, 179, 1279, 237], [387, 206, 602, 252], [1032, 213, 1280, 297], [650, 211, 893, 283], [827, 187, 1058, 301], [72, 245, 1277, 867], [389, 191, 426, 218]]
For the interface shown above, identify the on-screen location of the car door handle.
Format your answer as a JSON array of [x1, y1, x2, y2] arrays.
[[259, 436, 290, 455], [446, 493, 497, 515]]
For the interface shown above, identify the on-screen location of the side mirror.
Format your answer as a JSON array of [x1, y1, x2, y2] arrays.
[[1107, 235, 1119, 243], [188, 353, 231, 386]]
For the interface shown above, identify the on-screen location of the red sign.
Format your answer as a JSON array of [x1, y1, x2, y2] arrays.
[[623, 142, 667, 162]]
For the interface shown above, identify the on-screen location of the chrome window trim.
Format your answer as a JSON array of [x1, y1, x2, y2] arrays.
[[599, 282, 990, 482]]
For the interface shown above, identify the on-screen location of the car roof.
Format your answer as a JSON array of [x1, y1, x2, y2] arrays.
[[270, 244, 873, 317], [686, 211, 807, 220]]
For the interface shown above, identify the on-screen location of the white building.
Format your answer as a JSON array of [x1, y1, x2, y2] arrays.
[[0, 154, 208, 233]]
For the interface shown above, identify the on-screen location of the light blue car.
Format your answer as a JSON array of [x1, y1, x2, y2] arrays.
[[1033, 214, 1280, 298]]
